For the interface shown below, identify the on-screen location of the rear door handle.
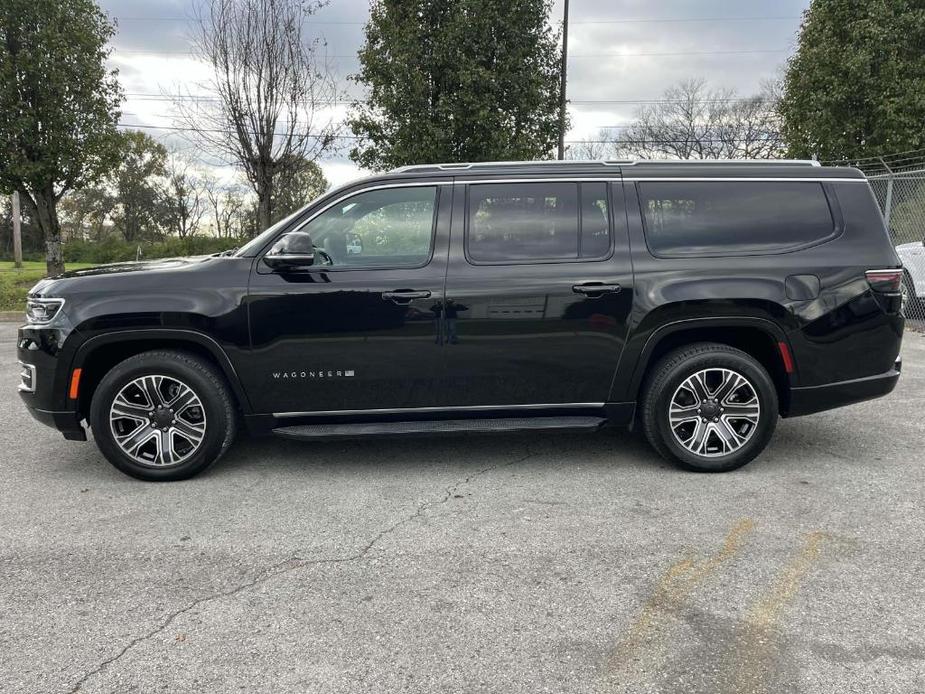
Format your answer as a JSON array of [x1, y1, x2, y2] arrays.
[[382, 289, 432, 303], [572, 282, 622, 296]]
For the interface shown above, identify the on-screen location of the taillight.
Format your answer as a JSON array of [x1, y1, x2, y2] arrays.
[[865, 269, 903, 294]]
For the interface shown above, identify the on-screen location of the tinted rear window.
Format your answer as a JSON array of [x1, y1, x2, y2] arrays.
[[638, 181, 836, 257], [467, 182, 612, 263]]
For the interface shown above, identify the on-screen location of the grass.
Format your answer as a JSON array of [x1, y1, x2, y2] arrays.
[[0, 261, 94, 313]]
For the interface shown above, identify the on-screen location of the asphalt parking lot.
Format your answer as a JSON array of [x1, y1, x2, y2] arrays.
[[1, 323, 924, 694]]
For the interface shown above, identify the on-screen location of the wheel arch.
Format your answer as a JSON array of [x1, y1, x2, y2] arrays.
[[626, 317, 793, 415], [72, 329, 251, 418]]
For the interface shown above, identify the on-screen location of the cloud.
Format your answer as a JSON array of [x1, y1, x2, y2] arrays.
[[99, 0, 810, 181]]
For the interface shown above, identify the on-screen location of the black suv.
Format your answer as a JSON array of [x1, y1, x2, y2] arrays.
[[18, 160, 905, 480]]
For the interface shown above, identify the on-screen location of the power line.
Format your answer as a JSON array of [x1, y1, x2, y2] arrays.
[[111, 14, 800, 25], [109, 47, 788, 60], [117, 122, 782, 146], [821, 147, 925, 165], [121, 91, 762, 106], [118, 122, 362, 139], [572, 49, 786, 58], [573, 15, 800, 25]]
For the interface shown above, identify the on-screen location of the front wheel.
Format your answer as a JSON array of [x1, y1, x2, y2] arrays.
[[89, 350, 237, 481], [641, 343, 778, 472]]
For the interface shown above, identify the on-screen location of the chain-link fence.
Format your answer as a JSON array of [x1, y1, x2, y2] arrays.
[[844, 153, 925, 325]]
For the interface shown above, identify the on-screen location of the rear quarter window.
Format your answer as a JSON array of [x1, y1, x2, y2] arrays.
[[638, 181, 838, 257]]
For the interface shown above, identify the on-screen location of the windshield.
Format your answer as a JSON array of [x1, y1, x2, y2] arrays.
[[234, 205, 312, 257]]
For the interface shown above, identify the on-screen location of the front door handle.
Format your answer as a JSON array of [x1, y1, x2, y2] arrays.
[[382, 289, 432, 304], [572, 282, 622, 297]]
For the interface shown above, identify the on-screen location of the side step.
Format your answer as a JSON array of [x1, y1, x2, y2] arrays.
[[272, 416, 606, 441]]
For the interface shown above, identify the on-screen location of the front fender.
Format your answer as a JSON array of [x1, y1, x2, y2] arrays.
[[71, 328, 253, 414]]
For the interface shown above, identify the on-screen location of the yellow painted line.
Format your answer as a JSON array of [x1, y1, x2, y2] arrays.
[[749, 531, 829, 629], [732, 531, 831, 693], [608, 518, 755, 670]]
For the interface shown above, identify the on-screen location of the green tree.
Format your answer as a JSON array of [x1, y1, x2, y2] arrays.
[[780, 0, 925, 161], [272, 158, 330, 222], [60, 186, 114, 242], [0, 0, 123, 275], [349, 0, 564, 170], [110, 131, 167, 243]]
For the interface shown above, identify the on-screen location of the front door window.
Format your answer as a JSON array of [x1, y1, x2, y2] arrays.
[[302, 186, 438, 268]]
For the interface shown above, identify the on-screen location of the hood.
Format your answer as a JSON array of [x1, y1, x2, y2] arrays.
[[28, 255, 226, 300], [53, 255, 213, 280]]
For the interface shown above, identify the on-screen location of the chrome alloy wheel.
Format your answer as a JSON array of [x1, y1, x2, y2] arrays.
[[108, 375, 207, 467], [668, 368, 761, 458]]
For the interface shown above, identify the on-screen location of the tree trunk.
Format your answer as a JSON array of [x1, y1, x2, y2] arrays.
[[255, 164, 275, 235], [23, 186, 65, 276], [256, 186, 272, 236]]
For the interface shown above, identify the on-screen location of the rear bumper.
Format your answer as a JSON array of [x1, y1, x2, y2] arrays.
[[785, 358, 901, 417]]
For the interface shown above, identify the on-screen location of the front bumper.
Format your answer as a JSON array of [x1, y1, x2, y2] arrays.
[[17, 324, 86, 440], [785, 358, 902, 417], [19, 400, 87, 440]]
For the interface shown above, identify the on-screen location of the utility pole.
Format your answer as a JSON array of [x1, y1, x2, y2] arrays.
[[557, 0, 570, 160], [11, 191, 22, 269]]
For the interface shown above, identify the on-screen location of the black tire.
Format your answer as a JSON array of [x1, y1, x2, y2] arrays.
[[640, 342, 778, 473], [89, 350, 237, 481]]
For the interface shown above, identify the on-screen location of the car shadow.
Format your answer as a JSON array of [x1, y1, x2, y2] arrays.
[[210, 426, 672, 480]]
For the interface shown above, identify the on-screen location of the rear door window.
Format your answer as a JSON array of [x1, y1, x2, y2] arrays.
[[466, 182, 612, 263], [638, 181, 837, 257]]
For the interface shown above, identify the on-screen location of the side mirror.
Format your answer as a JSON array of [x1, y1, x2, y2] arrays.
[[264, 231, 315, 270]]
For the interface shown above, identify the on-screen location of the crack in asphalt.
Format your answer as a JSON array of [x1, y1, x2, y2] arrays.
[[66, 446, 535, 693]]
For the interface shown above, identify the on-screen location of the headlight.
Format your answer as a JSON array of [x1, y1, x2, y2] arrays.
[[25, 298, 65, 325]]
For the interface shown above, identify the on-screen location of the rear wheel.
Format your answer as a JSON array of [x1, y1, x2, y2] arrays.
[[89, 350, 237, 481], [641, 343, 778, 472]]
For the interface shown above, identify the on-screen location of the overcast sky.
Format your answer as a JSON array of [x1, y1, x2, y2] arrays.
[[100, 0, 812, 187]]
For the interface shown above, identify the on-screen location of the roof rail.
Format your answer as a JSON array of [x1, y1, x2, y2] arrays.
[[620, 158, 821, 167], [390, 158, 820, 173], [389, 160, 634, 173]]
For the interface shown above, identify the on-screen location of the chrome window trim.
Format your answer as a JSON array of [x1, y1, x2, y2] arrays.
[[457, 177, 623, 184], [290, 181, 452, 235], [455, 177, 862, 185], [460, 179, 617, 265], [623, 177, 866, 183], [18, 361, 35, 393], [273, 402, 605, 418]]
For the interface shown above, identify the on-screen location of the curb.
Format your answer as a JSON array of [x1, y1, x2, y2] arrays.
[[0, 312, 22, 323]]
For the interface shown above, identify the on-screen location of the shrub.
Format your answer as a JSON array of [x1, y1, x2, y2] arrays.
[[58, 236, 237, 264]]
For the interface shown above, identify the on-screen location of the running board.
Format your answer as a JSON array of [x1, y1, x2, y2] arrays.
[[272, 416, 607, 441]]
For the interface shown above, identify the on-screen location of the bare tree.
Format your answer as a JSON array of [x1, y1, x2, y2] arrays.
[[178, 0, 340, 234], [565, 136, 612, 161], [202, 174, 247, 239], [569, 78, 785, 161], [160, 157, 206, 238]]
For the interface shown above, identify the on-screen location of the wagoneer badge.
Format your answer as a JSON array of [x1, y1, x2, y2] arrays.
[[272, 370, 356, 379]]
